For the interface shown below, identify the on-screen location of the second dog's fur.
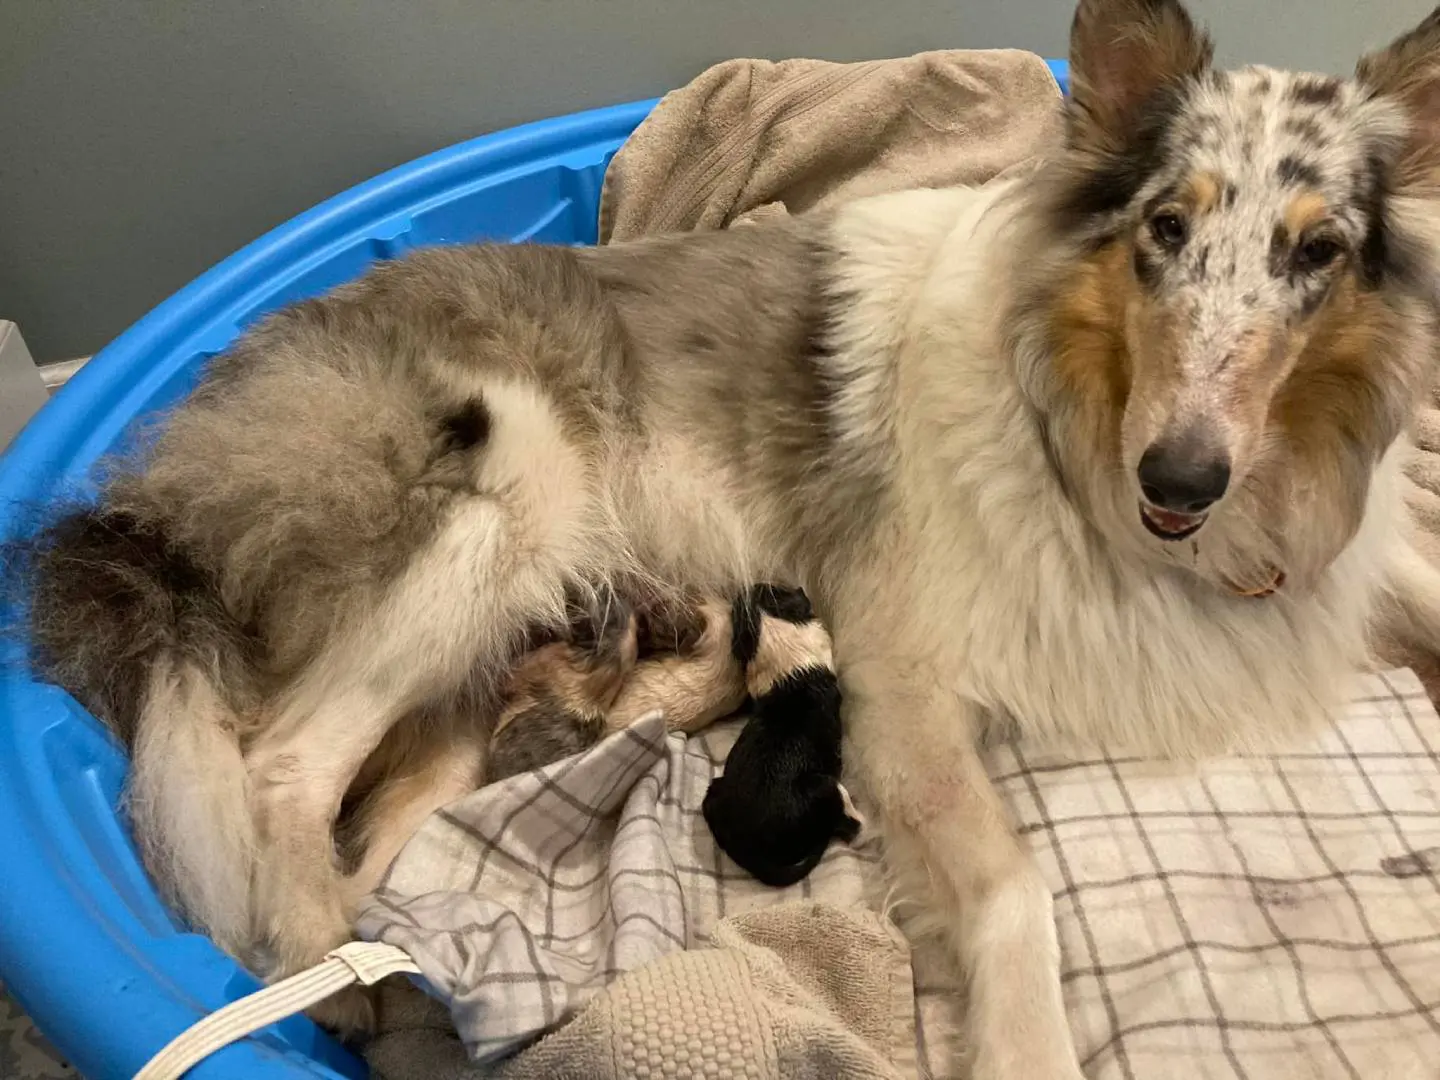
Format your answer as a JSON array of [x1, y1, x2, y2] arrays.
[[13, 2, 1440, 1074]]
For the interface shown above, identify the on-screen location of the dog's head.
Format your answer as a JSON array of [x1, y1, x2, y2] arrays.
[[1025, 0, 1440, 592]]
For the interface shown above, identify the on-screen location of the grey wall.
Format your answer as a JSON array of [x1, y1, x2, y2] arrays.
[[1, 0, 1432, 363]]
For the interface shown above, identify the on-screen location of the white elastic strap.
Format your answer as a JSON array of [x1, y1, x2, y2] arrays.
[[133, 941, 420, 1080]]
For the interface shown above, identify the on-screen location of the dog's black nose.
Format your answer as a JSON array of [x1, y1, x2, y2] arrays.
[[1138, 436, 1231, 514]]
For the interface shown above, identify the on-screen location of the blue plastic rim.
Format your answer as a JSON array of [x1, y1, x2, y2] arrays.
[[0, 59, 1067, 1080]]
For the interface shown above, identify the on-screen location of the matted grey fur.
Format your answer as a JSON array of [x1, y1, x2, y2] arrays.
[[11, 2, 1440, 1074]]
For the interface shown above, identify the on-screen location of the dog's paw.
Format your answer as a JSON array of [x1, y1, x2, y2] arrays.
[[307, 984, 378, 1040], [260, 901, 353, 975], [250, 843, 354, 979], [250, 878, 374, 1038]]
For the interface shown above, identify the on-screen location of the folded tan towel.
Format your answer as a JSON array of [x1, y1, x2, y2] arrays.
[[599, 49, 1064, 243], [366, 904, 918, 1080], [491, 904, 918, 1080]]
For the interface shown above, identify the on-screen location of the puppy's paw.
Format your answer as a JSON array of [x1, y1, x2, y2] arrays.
[[565, 584, 635, 654]]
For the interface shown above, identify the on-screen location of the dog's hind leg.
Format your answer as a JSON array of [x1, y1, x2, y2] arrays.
[[842, 658, 1083, 1080], [244, 382, 600, 1015], [340, 726, 486, 907]]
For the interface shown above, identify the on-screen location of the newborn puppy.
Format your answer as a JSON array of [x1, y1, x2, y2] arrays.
[[486, 588, 639, 783], [486, 586, 742, 782], [702, 585, 863, 887]]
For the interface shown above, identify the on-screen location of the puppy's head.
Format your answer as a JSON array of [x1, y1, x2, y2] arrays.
[[1023, 0, 1440, 592]]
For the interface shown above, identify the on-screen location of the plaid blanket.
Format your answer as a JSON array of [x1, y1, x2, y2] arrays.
[[356, 672, 1440, 1078]]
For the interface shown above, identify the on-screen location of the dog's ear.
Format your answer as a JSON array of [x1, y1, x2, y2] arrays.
[[1068, 0, 1213, 151], [1356, 7, 1440, 193]]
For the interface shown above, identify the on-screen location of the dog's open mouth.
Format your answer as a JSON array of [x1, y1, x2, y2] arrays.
[[1139, 502, 1208, 541]]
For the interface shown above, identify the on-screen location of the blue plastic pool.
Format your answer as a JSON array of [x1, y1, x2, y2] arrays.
[[0, 59, 1068, 1080]]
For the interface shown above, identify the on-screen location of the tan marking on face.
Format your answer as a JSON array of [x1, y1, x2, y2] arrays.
[[1076, 230, 1289, 485], [1050, 241, 1135, 440], [1278, 276, 1407, 452], [1283, 191, 1329, 237], [1266, 275, 1421, 577], [1186, 171, 1222, 215]]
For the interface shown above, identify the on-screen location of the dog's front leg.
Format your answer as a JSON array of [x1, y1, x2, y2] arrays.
[[842, 658, 1082, 1080]]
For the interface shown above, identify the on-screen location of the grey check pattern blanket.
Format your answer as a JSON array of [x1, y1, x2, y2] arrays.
[[356, 672, 1440, 1078]]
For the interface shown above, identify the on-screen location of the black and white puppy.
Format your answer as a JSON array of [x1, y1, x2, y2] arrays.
[[702, 585, 864, 887]]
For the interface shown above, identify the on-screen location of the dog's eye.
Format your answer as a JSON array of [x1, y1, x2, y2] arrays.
[[1294, 235, 1343, 272], [1149, 212, 1189, 249]]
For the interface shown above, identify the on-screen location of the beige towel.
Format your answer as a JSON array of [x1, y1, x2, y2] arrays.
[[598, 49, 1064, 243], [366, 904, 918, 1080], [492, 904, 917, 1080]]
